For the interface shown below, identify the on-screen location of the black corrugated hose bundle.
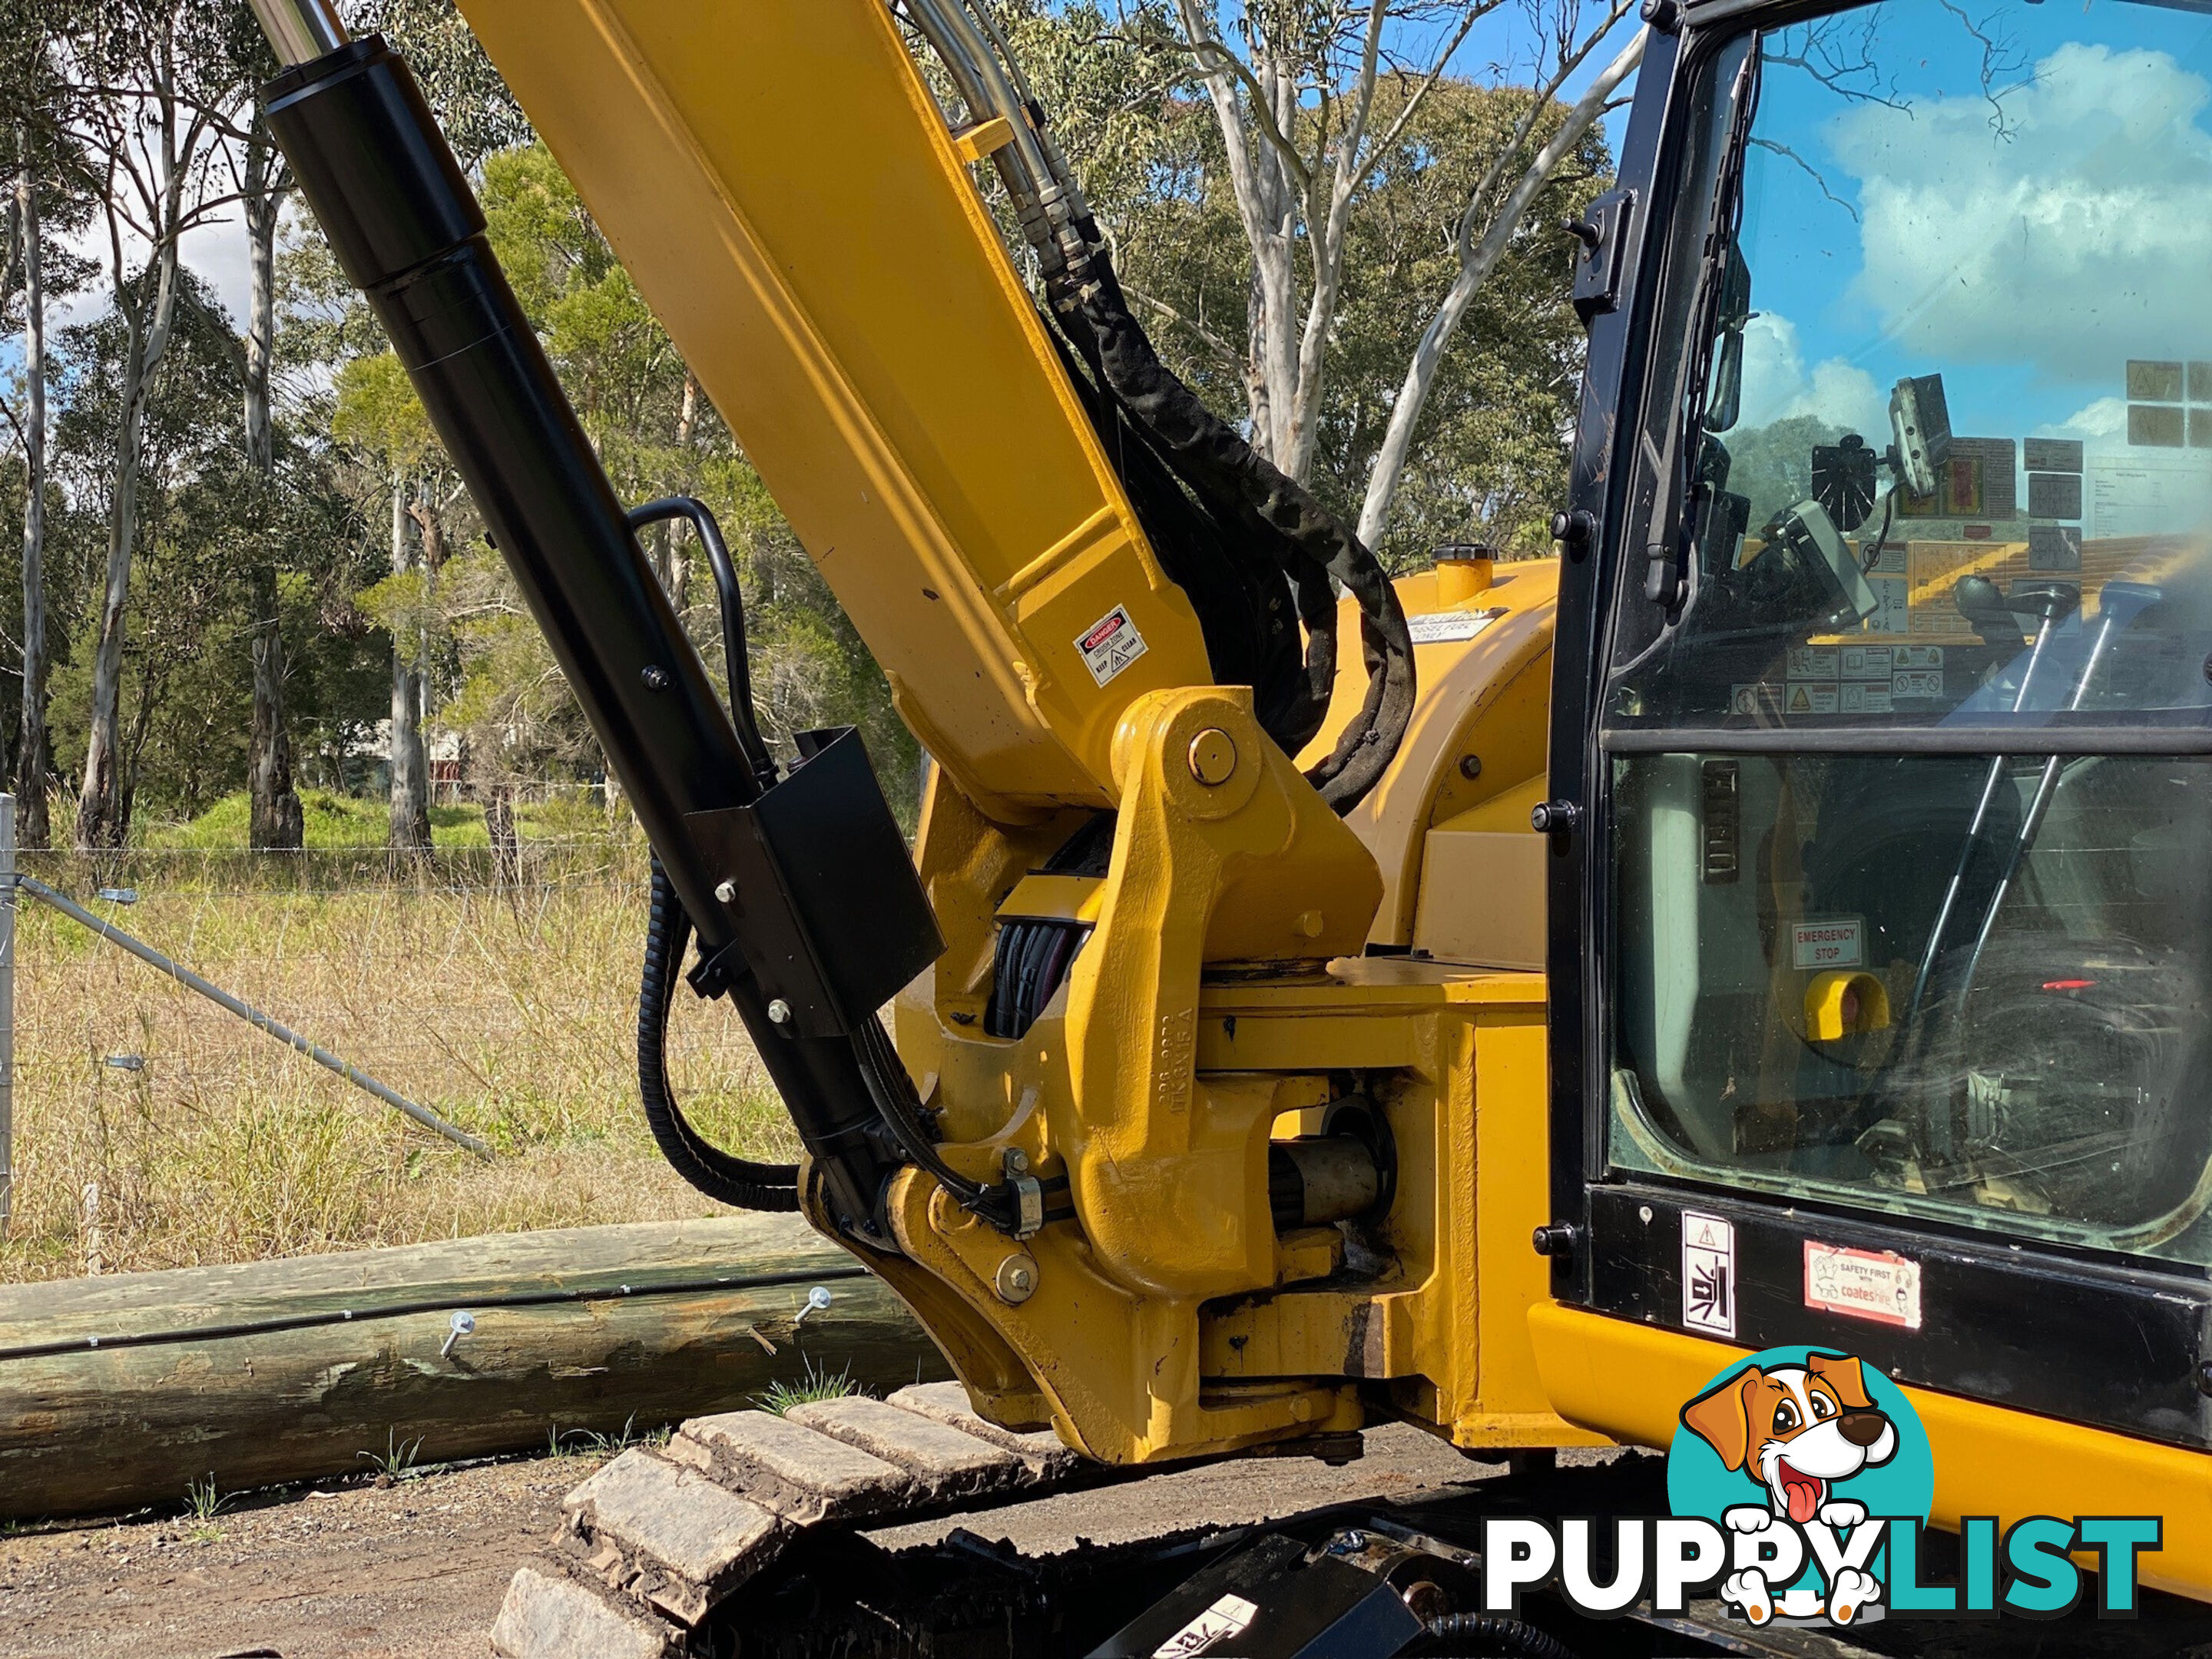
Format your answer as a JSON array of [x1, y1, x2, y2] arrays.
[[1045, 236, 1416, 816]]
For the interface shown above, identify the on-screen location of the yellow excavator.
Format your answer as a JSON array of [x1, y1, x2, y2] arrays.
[[245, 0, 2212, 1651]]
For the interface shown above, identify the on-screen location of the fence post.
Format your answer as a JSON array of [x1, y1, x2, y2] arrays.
[[0, 793, 15, 1233]]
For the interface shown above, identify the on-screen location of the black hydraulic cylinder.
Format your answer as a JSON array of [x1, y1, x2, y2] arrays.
[[260, 37, 901, 1238]]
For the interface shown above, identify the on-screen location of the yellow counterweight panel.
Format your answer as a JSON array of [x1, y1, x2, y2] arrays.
[[1530, 1304, 2212, 1601], [1300, 561, 1561, 948], [455, 0, 1214, 815]]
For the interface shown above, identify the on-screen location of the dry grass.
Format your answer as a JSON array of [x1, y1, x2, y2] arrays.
[[0, 844, 797, 1281]]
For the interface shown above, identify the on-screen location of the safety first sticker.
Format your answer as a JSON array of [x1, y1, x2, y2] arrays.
[[1805, 1240, 1923, 1330], [1075, 604, 1148, 687]]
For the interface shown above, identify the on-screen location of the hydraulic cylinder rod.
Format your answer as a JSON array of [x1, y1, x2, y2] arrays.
[[247, 2, 903, 1238]]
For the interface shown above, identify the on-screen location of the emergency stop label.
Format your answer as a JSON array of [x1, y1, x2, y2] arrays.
[[1075, 604, 1147, 687], [1791, 916, 1863, 969]]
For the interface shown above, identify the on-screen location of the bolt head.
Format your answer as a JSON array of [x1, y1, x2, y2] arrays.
[[1293, 909, 1325, 939], [1187, 727, 1238, 786], [1459, 753, 1483, 781], [640, 664, 672, 692], [767, 998, 793, 1025], [994, 1254, 1038, 1303], [714, 879, 738, 905]]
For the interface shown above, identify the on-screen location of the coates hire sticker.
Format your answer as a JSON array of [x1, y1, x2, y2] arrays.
[[1473, 1347, 2161, 1628], [1806, 1240, 1922, 1330]]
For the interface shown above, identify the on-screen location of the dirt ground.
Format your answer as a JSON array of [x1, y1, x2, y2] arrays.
[[0, 1426, 1542, 1658]]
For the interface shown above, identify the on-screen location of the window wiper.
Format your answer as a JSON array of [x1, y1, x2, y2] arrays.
[[1644, 38, 1763, 611]]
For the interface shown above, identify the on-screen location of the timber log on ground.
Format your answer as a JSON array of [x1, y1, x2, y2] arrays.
[[0, 1215, 946, 1522]]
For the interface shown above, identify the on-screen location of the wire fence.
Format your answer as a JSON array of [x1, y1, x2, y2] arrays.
[[0, 804, 796, 1284]]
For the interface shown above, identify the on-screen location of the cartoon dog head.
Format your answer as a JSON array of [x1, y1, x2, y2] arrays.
[[1681, 1352, 1897, 1525]]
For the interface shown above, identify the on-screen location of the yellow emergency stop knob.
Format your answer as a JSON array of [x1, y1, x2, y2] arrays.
[[1804, 970, 1891, 1041]]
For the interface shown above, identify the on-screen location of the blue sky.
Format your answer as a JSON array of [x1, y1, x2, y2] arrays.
[[1726, 0, 2212, 453]]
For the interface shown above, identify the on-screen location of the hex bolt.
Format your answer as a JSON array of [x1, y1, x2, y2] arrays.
[[640, 664, 672, 692], [1459, 754, 1482, 781], [441, 1309, 475, 1359], [1003, 1147, 1029, 1175], [1187, 727, 1237, 786], [714, 879, 738, 905], [767, 998, 793, 1025], [994, 1255, 1038, 1304]]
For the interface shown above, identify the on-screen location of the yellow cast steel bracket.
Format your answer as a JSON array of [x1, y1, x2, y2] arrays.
[[879, 686, 1382, 1462]]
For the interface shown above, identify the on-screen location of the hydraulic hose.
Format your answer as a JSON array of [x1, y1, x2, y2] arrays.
[[640, 862, 800, 1211], [1055, 252, 1416, 811], [1420, 1614, 1580, 1659]]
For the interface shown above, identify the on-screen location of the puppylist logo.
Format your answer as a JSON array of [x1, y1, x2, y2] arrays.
[[1472, 1347, 2164, 1625]]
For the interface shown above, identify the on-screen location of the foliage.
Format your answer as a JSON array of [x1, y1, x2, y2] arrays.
[[0, 0, 1621, 856], [756, 1359, 865, 1416]]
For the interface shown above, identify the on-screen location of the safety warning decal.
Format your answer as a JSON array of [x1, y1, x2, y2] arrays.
[[1681, 1211, 1736, 1339], [1406, 607, 1505, 645], [1152, 1591, 1259, 1657], [1075, 604, 1148, 687], [1806, 1240, 1923, 1330], [1791, 916, 1863, 969]]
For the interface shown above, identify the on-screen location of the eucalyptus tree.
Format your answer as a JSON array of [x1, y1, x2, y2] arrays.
[[48, 0, 254, 849]]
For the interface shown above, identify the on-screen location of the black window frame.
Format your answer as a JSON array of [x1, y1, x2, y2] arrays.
[[1545, 0, 2212, 1451]]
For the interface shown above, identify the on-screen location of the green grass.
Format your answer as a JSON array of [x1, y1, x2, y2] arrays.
[[755, 1359, 865, 1416], [0, 871, 797, 1281], [141, 789, 619, 852], [546, 1414, 671, 1460], [356, 1429, 427, 1482]]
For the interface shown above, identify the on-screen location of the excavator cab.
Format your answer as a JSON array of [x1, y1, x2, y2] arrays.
[[1542, 0, 2212, 1595]]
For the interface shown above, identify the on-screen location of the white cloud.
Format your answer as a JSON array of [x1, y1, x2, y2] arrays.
[[1832, 41, 2212, 384], [1735, 310, 1887, 435], [2036, 396, 2129, 443]]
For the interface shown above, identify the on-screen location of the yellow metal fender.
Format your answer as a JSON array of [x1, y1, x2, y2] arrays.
[[1529, 1302, 2212, 1601]]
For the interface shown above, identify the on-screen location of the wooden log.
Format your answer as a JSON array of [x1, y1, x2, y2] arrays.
[[0, 1215, 946, 1522]]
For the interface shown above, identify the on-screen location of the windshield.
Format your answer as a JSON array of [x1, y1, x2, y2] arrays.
[[1608, 0, 2212, 1264], [1611, 0, 2212, 735]]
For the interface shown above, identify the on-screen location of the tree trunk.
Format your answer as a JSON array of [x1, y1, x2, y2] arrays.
[[387, 474, 431, 854], [78, 81, 190, 855], [1356, 25, 1647, 551], [13, 126, 48, 850], [76, 331, 153, 853], [243, 124, 303, 853], [485, 783, 518, 886], [666, 369, 700, 604]]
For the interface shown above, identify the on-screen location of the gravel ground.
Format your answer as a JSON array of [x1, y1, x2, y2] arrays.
[[0, 1426, 1578, 1657], [0, 1454, 595, 1659]]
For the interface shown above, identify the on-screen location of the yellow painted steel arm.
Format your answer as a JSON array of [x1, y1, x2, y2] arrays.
[[454, 0, 1213, 817]]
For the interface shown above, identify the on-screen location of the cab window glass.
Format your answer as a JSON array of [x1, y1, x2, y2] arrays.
[[1609, 0, 2212, 733], [1608, 0, 2212, 1263]]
